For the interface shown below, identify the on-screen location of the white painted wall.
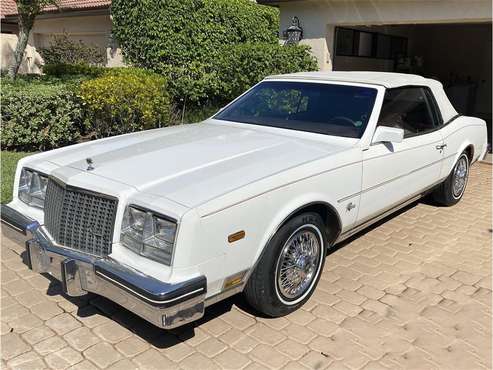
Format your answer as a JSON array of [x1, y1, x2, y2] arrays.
[[277, 0, 492, 70], [0, 33, 44, 73], [32, 14, 124, 67], [1, 12, 124, 72]]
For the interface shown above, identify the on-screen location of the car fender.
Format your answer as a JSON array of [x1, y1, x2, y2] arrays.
[[252, 192, 342, 267]]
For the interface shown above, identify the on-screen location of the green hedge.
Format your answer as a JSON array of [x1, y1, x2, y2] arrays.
[[78, 68, 173, 138], [111, 0, 317, 104], [2, 68, 174, 150], [215, 43, 318, 100], [39, 34, 105, 66], [43, 63, 105, 78], [1, 81, 86, 151], [112, 0, 278, 68]]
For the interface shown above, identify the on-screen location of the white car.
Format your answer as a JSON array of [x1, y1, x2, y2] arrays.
[[2, 72, 487, 329]]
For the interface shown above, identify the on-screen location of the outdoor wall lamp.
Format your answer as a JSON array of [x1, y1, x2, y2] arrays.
[[284, 16, 303, 45]]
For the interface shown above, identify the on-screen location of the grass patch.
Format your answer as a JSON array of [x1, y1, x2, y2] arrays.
[[1, 151, 33, 204]]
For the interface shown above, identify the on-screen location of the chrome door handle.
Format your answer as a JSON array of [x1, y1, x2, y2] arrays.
[[436, 144, 447, 150]]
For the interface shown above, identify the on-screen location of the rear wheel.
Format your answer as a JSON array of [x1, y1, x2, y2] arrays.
[[244, 212, 326, 317], [433, 152, 469, 206]]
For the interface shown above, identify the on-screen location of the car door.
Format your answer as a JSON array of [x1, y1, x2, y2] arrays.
[[356, 86, 444, 224]]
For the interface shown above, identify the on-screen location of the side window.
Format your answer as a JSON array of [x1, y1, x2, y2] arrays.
[[378, 87, 440, 137]]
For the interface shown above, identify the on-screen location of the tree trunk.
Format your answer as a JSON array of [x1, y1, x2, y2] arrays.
[[8, 16, 34, 79]]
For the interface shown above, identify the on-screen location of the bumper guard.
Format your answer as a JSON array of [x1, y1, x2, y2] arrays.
[[1, 205, 206, 329]]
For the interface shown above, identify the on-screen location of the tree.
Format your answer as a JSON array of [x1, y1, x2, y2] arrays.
[[8, 0, 57, 78]]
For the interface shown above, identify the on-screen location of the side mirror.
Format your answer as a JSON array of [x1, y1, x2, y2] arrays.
[[371, 126, 404, 144]]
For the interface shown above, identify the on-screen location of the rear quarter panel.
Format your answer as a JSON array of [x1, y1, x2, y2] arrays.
[[439, 116, 487, 179]]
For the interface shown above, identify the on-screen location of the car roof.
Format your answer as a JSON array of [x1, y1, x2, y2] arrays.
[[264, 71, 458, 122], [265, 71, 438, 89]]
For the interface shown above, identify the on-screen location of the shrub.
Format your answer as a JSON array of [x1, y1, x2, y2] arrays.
[[112, 0, 314, 103], [1, 82, 85, 151], [215, 43, 318, 100], [39, 34, 105, 65], [43, 63, 105, 78], [78, 68, 173, 138]]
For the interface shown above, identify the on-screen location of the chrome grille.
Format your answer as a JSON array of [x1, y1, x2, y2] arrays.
[[44, 178, 118, 256]]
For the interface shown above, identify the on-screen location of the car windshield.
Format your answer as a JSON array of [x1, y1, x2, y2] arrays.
[[214, 81, 378, 138]]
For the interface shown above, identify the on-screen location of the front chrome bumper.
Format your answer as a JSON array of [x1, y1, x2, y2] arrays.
[[1, 205, 206, 329]]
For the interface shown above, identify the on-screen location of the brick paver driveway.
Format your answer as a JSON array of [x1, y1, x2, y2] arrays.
[[1, 163, 491, 370]]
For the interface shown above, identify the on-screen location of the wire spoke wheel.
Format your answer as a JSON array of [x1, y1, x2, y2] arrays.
[[276, 226, 322, 301], [453, 156, 468, 198]]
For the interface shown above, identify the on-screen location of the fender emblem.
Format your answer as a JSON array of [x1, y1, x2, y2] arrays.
[[86, 158, 94, 171]]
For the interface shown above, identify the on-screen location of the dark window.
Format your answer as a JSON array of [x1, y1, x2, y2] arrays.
[[376, 34, 391, 59], [336, 28, 355, 56], [214, 81, 378, 139], [335, 27, 407, 60], [378, 87, 439, 137]]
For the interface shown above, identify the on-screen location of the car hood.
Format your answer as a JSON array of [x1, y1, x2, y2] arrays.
[[45, 121, 353, 208]]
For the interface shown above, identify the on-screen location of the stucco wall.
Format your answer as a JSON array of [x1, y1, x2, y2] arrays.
[[277, 0, 492, 70], [32, 13, 124, 67], [0, 33, 44, 73]]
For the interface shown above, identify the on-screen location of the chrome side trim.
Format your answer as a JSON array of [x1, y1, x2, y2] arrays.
[[337, 152, 456, 203], [336, 195, 422, 244], [335, 179, 442, 244]]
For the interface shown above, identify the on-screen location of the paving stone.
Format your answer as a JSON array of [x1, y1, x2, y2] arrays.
[[132, 348, 177, 370], [161, 341, 194, 362], [45, 346, 83, 369], [6, 351, 45, 370], [357, 285, 386, 301], [180, 352, 219, 370], [84, 342, 122, 369], [71, 306, 109, 328], [30, 301, 64, 321], [248, 323, 286, 346], [21, 327, 55, 345], [64, 327, 101, 351], [8, 313, 43, 334], [213, 348, 251, 369], [277, 338, 310, 360], [1, 322, 12, 335], [249, 344, 290, 369], [92, 321, 132, 344], [1, 333, 30, 361], [300, 351, 333, 369], [451, 271, 482, 286], [333, 300, 363, 317], [196, 337, 228, 358], [0, 164, 491, 370], [114, 336, 149, 357], [33, 336, 67, 356], [283, 323, 317, 344], [221, 309, 256, 331], [68, 360, 99, 370], [312, 305, 346, 324], [1, 304, 30, 323], [45, 313, 81, 336], [3, 279, 33, 297], [231, 334, 259, 354]]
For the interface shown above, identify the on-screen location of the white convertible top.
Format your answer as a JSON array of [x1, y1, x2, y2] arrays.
[[265, 71, 459, 122]]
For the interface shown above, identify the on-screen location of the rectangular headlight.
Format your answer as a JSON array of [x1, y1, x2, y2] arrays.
[[18, 168, 48, 209], [120, 206, 177, 265]]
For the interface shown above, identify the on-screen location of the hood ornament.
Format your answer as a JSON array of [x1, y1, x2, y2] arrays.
[[86, 158, 94, 171]]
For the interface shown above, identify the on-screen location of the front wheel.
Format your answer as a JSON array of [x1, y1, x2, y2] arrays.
[[433, 152, 470, 206], [244, 212, 326, 317]]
